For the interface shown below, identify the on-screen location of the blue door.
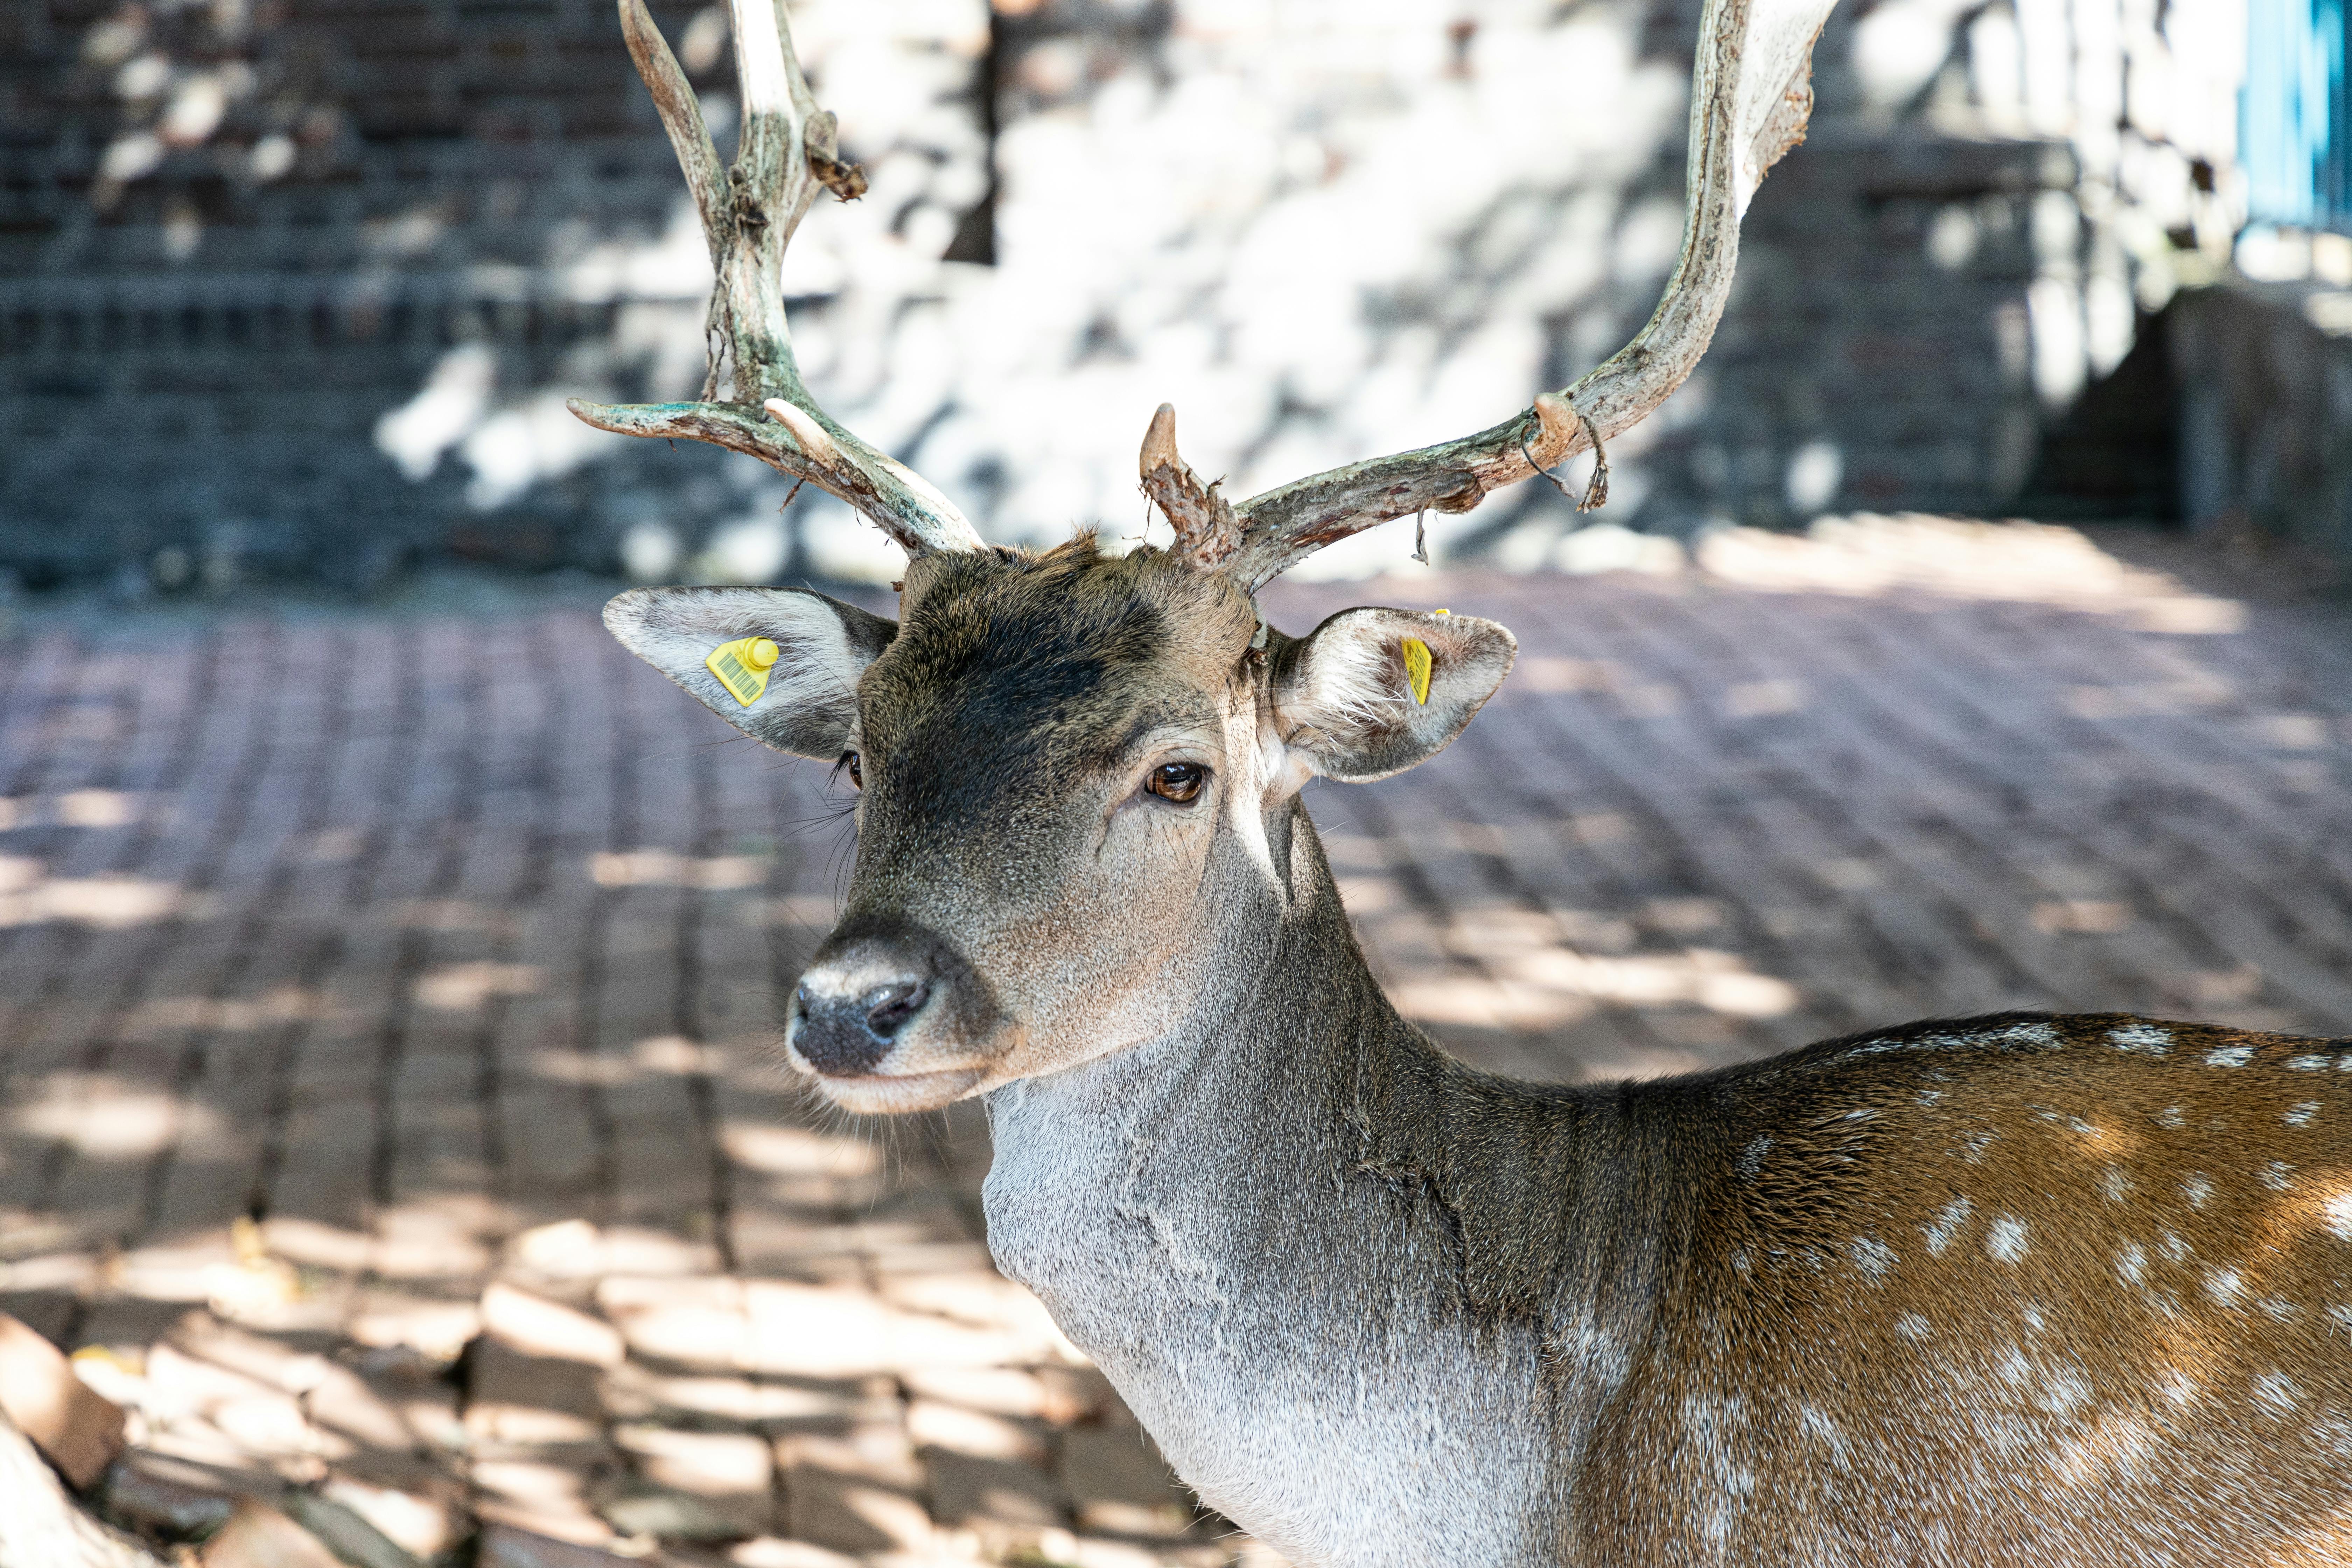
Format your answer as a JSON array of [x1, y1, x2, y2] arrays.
[[2246, 0, 2352, 227]]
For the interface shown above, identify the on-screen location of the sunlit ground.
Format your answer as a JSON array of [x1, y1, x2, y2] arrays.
[[0, 515, 2347, 1564]]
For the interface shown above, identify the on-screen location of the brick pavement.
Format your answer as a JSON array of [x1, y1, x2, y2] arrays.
[[0, 515, 2349, 1565]]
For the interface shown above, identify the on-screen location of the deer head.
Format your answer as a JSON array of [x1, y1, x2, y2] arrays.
[[575, 0, 1836, 1114]]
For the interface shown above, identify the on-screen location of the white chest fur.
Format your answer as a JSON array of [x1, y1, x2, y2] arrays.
[[982, 1065, 1557, 1568]]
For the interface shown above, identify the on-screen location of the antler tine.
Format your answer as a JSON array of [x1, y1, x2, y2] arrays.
[[1139, 404, 1246, 569], [1215, 0, 1838, 592], [569, 0, 985, 558]]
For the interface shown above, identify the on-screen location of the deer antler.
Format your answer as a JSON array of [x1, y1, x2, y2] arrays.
[[1142, 0, 1837, 590], [1139, 404, 1246, 570], [568, 0, 984, 557]]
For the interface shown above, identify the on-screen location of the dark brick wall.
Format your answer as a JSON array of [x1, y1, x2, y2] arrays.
[[2, 0, 719, 587], [1686, 135, 2067, 527]]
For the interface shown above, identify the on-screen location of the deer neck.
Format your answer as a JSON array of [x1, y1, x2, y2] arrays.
[[980, 807, 1665, 1564]]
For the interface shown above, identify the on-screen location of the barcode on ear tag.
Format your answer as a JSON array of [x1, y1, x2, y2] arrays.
[[1401, 636, 1433, 706], [706, 636, 777, 707]]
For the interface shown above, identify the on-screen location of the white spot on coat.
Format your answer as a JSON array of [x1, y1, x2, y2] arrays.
[[1987, 1217, 2030, 1263], [1924, 1196, 1974, 1256], [2109, 1023, 2171, 1054], [2038, 1368, 2091, 1416], [2326, 1304, 2352, 1334], [2206, 1045, 2254, 1068], [2288, 1055, 2330, 1071], [1738, 1135, 1772, 1180], [2262, 1161, 2296, 1192], [2206, 1268, 2245, 1305], [2287, 1101, 2322, 1127], [2324, 1194, 2352, 1241], [2181, 1174, 2214, 1209], [2115, 1244, 2146, 1285], [1797, 1404, 1849, 1464], [2099, 1166, 2132, 1202], [1849, 1236, 1896, 1281], [2161, 1231, 2191, 1263], [2253, 1372, 2298, 1414], [2156, 1106, 2185, 1129], [1896, 1312, 1932, 1340], [1678, 1392, 1756, 1545], [2052, 1412, 2158, 1485], [2259, 1297, 2299, 1323], [2159, 1368, 2197, 1406]]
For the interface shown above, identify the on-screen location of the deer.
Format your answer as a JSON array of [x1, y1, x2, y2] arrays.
[[573, 0, 2352, 1562]]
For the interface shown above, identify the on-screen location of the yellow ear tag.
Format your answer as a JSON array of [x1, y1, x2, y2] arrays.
[[1401, 636, 1433, 706], [706, 636, 780, 707]]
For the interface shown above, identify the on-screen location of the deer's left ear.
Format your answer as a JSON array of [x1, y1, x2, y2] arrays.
[[603, 586, 896, 758], [1269, 607, 1516, 783]]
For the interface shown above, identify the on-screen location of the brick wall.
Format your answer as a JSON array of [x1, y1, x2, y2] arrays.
[[0, 0, 2246, 590], [1, 0, 740, 587]]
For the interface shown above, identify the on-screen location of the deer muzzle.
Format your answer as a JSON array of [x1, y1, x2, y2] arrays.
[[786, 915, 1004, 1103], [791, 976, 932, 1075]]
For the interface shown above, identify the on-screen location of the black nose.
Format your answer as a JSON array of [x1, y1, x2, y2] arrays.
[[792, 978, 932, 1074]]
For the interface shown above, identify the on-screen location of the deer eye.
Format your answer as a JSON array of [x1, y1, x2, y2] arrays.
[[1145, 762, 1206, 803], [840, 751, 863, 790]]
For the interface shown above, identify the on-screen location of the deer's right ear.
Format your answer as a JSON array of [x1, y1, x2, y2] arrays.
[[603, 587, 896, 758]]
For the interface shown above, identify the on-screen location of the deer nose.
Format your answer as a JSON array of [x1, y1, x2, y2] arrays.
[[792, 977, 932, 1075], [858, 979, 931, 1040]]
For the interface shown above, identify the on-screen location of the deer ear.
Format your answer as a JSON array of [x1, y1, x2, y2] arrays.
[[1269, 607, 1516, 783], [603, 586, 896, 758]]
